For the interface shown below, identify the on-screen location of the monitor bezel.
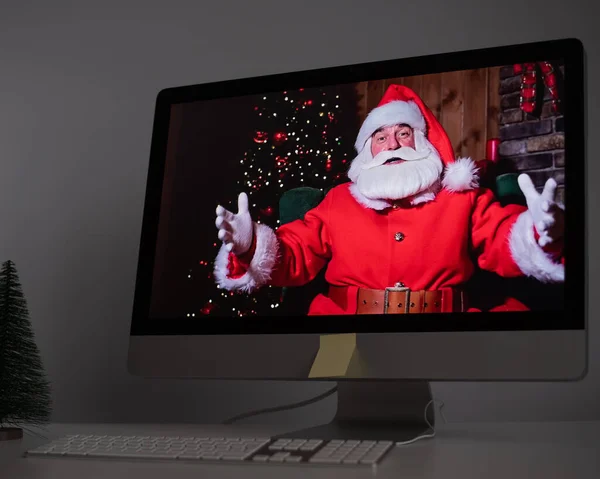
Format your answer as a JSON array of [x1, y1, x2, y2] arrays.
[[130, 37, 585, 337]]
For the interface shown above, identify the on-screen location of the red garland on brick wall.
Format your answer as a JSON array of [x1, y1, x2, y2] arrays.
[[513, 62, 562, 118]]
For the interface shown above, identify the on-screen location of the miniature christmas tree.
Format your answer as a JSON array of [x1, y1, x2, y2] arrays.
[[0, 260, 52, 440]]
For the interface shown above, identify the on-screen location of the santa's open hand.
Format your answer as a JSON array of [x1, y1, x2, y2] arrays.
[[518, 174, 564, 247], [215, 192, 253, 255]]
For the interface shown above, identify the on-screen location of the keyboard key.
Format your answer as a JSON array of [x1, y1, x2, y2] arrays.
[[285, 455, 303, 463], [220, 453, 249, 461], [310, 457, 343, 464], [27, 449, 51, 456], [268, 456, 287, 463], [200, 452, 222, 460], [178, 454, 202, 460], [300, 444, 319, 451], [252, 455, 269, 462]]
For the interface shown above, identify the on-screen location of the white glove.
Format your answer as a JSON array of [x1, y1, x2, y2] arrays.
[[517, 174, 564, 247], [215, 192, 254, 255]]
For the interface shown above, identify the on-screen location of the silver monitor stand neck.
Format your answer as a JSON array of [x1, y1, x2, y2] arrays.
[[275, 380, 434, 442]]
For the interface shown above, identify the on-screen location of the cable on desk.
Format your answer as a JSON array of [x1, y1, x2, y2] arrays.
[[395, 399, 447, 446], [222, 385, 339, 425]]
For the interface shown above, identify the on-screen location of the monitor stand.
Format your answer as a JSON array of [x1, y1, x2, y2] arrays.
[[274, 380, 434, 442]]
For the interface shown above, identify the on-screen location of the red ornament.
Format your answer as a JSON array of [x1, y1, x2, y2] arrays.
[[325, 158, 332, 172], [513, 61, 562, 117], [260, 206, 274, 217], [273, 131, 288, 146], [253, 131, 268, 144], [328, 112, 335, 122], [200, 302, 216, 316], [275, 155, 288, 168]]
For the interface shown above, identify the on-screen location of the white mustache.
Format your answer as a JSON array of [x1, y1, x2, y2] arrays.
[[361, 146, 430, 170]]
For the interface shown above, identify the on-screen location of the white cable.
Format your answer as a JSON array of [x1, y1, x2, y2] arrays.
[[222, 387, 446, 447], [395, 399, 447, 446]]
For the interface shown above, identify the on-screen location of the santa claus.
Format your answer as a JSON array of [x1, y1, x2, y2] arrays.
[[213, 84, 565, 314]]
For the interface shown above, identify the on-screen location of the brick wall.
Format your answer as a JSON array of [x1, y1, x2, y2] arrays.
[[497, 64, 565, 203]]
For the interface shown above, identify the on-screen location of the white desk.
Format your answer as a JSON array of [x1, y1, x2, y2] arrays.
[[1, 422, 599, 478]]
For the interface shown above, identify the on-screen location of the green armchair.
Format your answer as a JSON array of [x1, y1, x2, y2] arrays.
[[278, 186, 329, 315]]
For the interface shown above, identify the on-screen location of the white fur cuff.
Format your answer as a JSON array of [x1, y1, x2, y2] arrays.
[[508, 211, 564, 283], [213, 223, 279, 293]]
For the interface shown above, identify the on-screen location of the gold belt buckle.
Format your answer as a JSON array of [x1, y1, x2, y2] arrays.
[[384, 282, 410, 314]]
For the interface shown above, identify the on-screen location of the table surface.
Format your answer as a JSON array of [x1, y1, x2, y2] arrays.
[[1, 421, 599, 478]]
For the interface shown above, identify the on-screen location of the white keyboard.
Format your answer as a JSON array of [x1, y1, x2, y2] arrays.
[[25, 434, 394, 466]]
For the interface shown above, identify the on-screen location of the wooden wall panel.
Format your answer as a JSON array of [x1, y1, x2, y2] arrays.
[[487, 66, 501, 140], [421, 73, 442, 120], [461, 68, 488, 160], [440, 70, 464, 157]]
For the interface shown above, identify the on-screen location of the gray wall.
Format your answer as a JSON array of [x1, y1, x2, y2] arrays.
[[1, 0, 597, 424]]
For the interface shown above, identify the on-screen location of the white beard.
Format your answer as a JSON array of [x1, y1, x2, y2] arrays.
[[348, 130, 444, 202]]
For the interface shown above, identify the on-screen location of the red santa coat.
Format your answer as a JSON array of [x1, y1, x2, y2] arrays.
[[215, 177, 564, 315]]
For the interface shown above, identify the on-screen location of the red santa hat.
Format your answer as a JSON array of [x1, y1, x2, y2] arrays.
[[354, 84, 456, 167]]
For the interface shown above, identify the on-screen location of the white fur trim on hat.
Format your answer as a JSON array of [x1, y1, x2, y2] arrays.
[[355, 100, 426, 152], [442, 157, 480, 192], [508, 211, 564, 283], [213, 223, 279, 293]]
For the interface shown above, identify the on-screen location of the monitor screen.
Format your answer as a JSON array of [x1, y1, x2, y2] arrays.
[[132, 38, 584, 337]]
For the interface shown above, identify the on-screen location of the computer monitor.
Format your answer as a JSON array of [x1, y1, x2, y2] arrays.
[[129, 38, 586, 441]]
